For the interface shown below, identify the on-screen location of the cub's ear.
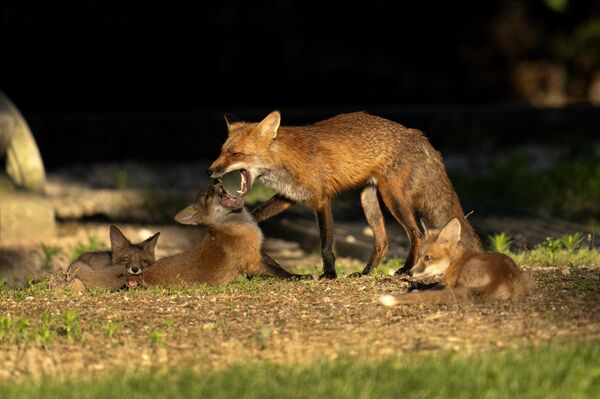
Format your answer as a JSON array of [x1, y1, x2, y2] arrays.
[[437, 218, 461, 245], [174, 205, 199, 225], [256, 110, 281, 140], [109, 225, 130, 251], [141, 232, 160, 254], [224, 113, 243, 130]]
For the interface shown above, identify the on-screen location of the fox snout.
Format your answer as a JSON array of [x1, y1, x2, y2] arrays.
[[409, 264, 425, 277], [208, 156, 228, 178], [128, 266, 142, 275]]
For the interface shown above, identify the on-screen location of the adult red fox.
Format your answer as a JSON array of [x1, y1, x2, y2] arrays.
[[379, 218, 533, 305], [130, 182, 304, 287], [208, 111, 482, 278]]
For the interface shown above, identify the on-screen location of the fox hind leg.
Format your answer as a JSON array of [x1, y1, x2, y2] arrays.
[[350, 183, 388, 276], [376, 176, 421, 274]]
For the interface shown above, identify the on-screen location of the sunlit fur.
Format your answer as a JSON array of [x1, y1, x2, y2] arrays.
[[381, 218, 534, 305], [140, 184, 301, 286], [209, 111, 483, 275]]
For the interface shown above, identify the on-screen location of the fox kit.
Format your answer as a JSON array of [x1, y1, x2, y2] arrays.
[[134, 182, 303, 287], [67, 225, 159, 290], [380, 218, 533, 306], [208, 111, 482, 278]]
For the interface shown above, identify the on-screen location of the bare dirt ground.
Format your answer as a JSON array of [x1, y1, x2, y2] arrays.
[[1, 260, 599, 381]]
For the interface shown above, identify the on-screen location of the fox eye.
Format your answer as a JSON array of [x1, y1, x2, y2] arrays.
[[119, 256, 129, 263], [423, 255, 432, 262], [140, 259, 150, 266], [228, 149, 240, 156]]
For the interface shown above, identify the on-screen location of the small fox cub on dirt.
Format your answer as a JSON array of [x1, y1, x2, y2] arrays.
[[380, 218, 533, 305], [208, 111, 482, 279], [131, 182, 305, 287], [67, 225, 159, 290]]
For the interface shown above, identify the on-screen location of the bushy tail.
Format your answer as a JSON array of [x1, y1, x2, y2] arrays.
[[379, 288, 481, 306]]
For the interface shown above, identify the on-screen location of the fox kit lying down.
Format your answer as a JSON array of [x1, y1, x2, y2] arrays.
[[67, 225, 159, 290], [380, 218, 533, 306], [130, 182, 305, 287]]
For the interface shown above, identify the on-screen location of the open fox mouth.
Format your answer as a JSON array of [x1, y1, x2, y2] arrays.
[[217, 182, 244, 209], [237, 169, 252, 197], [127, 279, 139, 288]]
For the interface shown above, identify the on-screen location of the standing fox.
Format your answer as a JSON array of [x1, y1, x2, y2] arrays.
[[131, 182, 304, 287], [208, 111, 482, 278], [380, 218, 533, 305]]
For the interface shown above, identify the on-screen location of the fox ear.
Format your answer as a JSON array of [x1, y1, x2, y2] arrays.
[[224, 113, 243, 130], [109, 225, 130, 251], [256, 110, 281, 140], [141, 232, 160, 254], [175, 205, 199, 225], [437, 218, 461, 245]]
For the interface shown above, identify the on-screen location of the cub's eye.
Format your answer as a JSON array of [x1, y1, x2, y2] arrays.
[[423, 255, 432, 262], [140, 259, 150, 266], [119, 256, 129, 263], [228, 150, 240, 156]]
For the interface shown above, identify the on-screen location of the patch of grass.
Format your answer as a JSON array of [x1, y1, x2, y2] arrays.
[[71, 235, 103, 261], [104, 320, 121, 340], [451, 154, 600, 221], [58, 309, 82, 341], [483, 232, 599, 267], [148, 328, 165, 347], [373, 258, 403, 276], [41, 244, 62, 270], [1, 342, 599, 398], [488, 232, 513, 254], [254, 321, 271, 349], [114, 169, 131, 190]]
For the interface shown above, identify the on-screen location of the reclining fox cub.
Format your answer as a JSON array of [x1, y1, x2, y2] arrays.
[[132, 182, 303, 287], [380, 218, 533, 305], [209, 111, 482, 279], [69, 183, 302, 290], [67, 225, 159, 291]]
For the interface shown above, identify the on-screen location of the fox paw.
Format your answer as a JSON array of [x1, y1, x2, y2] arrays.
[[319, 272, 337, 280], [347, 271, 368, 278]]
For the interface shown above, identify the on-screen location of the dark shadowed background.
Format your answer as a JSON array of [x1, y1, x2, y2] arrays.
[[1, 0, 600, 164]]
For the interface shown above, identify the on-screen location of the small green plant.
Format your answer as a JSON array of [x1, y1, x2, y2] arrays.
[[114, 169, 131, 190], [0, 316, 13, 342], [164, 318, 175, 334], [105, 320, 121, 339], [71, 235, 102, 260], [560, 232, 584, 253], [41, 244, 62, 270], [148, 328, 165, 346], [255, 321, 271, 349], [543, 237, 562, 264], [36, 312, 54, 346], [60, 309, 82, 341], [226, 299, 236, 310], [15, 318, 31, 342], [488, 233, 513, 254]]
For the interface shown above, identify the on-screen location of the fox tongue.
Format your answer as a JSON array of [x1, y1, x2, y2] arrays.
[[127, 280, 138, 288]]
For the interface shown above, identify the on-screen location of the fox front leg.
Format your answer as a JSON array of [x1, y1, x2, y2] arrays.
[[251, 195, 295, 223]]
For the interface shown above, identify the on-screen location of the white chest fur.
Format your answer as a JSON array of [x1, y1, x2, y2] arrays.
[[259, 168, 312, 202]]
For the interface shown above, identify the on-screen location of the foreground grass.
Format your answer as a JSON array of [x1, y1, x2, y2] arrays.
[[1, 342, 599, 399]]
